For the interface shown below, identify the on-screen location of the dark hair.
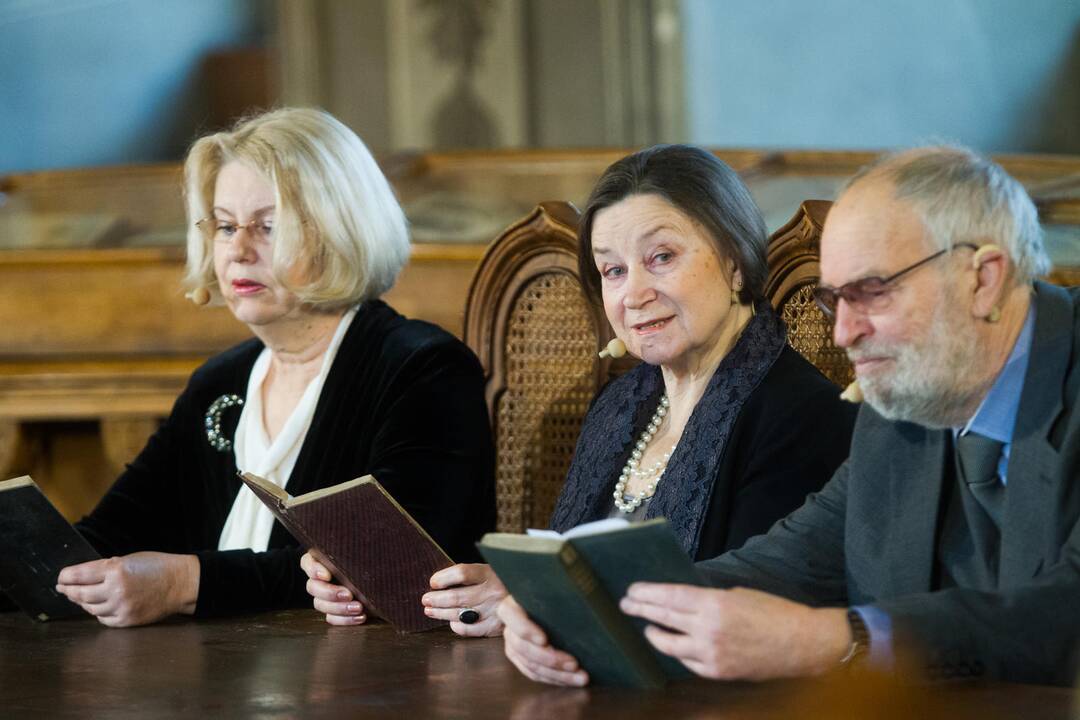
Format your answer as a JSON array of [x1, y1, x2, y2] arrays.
[[577, 144, 768, 305]]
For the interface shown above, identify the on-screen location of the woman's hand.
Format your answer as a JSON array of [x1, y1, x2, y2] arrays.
[[55, 551, 200, 627], [498, 595, 589, 686], [422, 563, 507, 637], [300, 552, 366, 626]]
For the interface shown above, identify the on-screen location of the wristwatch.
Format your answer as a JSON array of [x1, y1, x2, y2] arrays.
[[839, 609, 870, 666]]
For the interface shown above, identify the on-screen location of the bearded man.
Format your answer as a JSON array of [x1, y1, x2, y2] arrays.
[[499, 145, 1080, 686]]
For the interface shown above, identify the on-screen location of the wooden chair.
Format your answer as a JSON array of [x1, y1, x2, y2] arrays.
[[465, 199, 851, 532], [464, 202, 615, 532], [766, 199, 854, 388]]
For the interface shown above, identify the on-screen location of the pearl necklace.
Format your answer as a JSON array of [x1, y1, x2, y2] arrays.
[[613, 394, 677, 513]]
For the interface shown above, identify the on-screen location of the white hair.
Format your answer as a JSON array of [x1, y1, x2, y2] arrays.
[[183, 107, 410, 307], [844, 145, 1050, 284]]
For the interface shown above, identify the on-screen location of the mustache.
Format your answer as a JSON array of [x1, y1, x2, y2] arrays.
[[844, 341, 887, 364]]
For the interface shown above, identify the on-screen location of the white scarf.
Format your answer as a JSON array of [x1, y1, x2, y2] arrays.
[[218, 307, 357, 552]]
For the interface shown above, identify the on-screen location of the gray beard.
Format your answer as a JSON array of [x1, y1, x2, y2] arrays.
[[851, 303, 986, 429]]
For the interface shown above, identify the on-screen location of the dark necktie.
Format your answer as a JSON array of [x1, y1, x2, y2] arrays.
[[955, 431, 1005, 528]]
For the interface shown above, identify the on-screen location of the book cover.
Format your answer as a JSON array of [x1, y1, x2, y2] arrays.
[[0, 476, 101, 621], [240, 473, 453, 633], [478, 518, 704, 688]]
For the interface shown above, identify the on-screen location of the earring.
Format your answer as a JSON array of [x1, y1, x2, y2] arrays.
[[987, 306, 1001, 323], [731, 277, 743, 305]]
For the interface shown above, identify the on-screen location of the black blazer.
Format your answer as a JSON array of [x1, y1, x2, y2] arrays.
[[76, 300, 496, 617], [551, 307, 857, 560], [701, 283, 1080, 685]]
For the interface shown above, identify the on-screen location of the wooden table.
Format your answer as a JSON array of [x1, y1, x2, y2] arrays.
[[1, 610, 1073, 719]]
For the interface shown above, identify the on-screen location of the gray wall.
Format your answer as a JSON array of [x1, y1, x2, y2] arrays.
[[0, 0, 267, 173], [682, 0, 1080, 153]]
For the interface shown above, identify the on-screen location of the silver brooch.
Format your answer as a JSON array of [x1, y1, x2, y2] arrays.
[[205, 394, 244, 452]]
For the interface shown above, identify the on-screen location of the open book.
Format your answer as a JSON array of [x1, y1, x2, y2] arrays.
[[479, 518, 703, 688], [0, 476, 101, 621], [239, 473, 453, 632]]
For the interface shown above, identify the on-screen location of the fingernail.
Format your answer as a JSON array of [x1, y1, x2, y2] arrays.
[[354, 614, 367, 624], [347, 602, 362, 614], [574, 673, 588, 687], [424, 607, 433, 616], [337, 590, 351, 601], [318, 570, 330, 581]]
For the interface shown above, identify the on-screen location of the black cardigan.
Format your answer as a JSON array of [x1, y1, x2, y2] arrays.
[[75, 300, 496, 617], [550, 312, 857, 561]]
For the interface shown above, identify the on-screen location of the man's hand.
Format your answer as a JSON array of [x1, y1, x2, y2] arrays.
[[497, 595, 589, 686], [620, 583, 851, 680], [422, 563, 507, 637], [56, 552, 200, 628], [300, 552, 366, 626]]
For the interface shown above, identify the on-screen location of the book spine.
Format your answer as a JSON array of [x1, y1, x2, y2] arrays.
[[255, 500, 378, 619], [559, 544, 667, 688], [283, 503, 385, 623]]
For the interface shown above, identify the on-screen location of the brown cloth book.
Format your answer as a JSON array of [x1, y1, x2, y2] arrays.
[[0, 475, 101, 621], [239, 473, 453, 632]]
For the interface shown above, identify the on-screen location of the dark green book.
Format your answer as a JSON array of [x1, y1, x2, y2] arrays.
[[478, 518, 703, 688], [0, 476, 100, 621]]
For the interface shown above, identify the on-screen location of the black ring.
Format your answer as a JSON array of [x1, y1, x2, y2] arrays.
[[457, 608, 480, 625]]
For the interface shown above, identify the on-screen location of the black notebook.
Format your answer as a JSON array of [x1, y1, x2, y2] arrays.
[[0, 476, 100, 621]]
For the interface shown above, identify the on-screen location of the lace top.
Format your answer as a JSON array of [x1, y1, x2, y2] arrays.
[[549, 304, 788, 557]]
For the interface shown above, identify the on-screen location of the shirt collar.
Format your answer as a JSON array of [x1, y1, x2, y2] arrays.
[[958, 302, 1036, 444]]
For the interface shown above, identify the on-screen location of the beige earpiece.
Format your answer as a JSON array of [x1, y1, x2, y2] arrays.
[[598, 338, 627, 359], [185, 287, 211, 306], [971, 244, 1002, 270], [971, 245, 1004, 323], [840, 380, 864, 404]]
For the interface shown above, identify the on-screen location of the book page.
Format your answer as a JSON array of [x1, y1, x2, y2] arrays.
[[525, 517, 630, 540]]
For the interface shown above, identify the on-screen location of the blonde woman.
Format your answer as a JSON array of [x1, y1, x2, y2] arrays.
[[55, 108, 495, 627]]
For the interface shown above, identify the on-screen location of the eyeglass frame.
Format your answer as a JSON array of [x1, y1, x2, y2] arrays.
[[812, 242, 978, 320], [195, 216, 275, 245]]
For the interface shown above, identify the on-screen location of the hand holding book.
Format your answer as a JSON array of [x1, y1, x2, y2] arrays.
[[479, 518, 704, 688], [240, 472, 454, 632], [422, 563, 507, 637], [300, 552, 367, 626], [499, 594, 590, 686]]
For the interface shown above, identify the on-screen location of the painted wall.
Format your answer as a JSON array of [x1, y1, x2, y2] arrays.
[[682, 0, 1080, 153], [0, 0, 267, 172]]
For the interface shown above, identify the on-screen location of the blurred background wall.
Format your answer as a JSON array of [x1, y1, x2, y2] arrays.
[[0, 0, 272, 172], [682, 0, 1080, 153], [0, 0, 1078, 173]]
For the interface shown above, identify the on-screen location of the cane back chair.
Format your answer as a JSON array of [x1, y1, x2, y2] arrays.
[[766, 200, 854, 388], [463, 202, 616, 532]]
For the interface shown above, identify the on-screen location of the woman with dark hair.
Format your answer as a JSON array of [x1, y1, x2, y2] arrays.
[[314, 144, 856, 639]]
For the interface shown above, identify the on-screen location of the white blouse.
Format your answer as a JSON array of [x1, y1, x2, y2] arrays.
[[218, 307, 358, 552]]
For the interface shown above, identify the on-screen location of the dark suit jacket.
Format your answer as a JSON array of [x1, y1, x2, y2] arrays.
[[699, 282, 1080, 685], [75, 300, 496, 617]]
